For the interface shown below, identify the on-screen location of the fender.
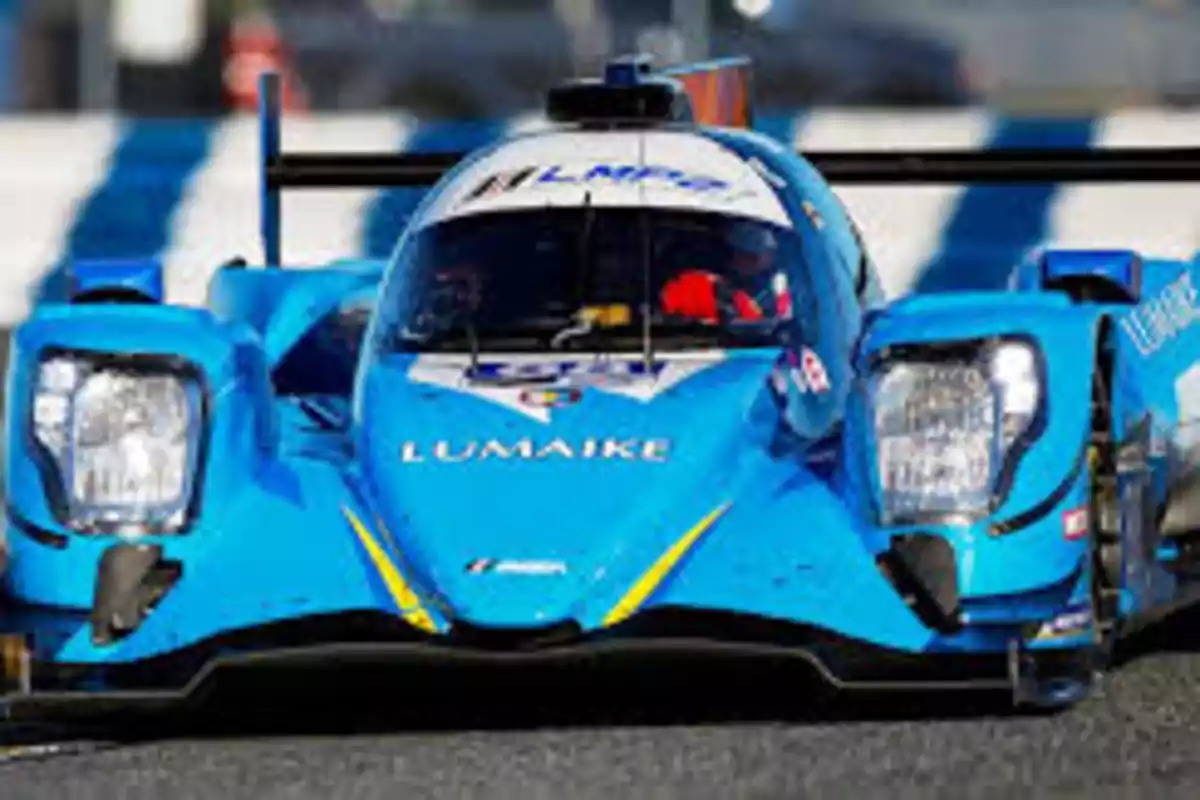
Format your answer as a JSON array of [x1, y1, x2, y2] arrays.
[[844, 291, 1105, 598], [206, 259, 384, 370]]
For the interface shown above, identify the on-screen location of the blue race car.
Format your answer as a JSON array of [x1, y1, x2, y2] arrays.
[[4, 55, 1200, 718]]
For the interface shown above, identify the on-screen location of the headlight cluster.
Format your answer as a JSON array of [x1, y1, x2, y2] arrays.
[[869, 339, 1043, 525], [31, 351, 205, 535]]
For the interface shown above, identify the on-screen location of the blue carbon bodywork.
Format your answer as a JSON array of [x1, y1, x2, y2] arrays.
[[67, 258, 166, 304], [5, 252, 1183, 676], [2, 304, 938, 664], [7, 82, 1200, 706]]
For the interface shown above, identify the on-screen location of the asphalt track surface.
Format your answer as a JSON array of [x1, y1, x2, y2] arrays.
[[6, 331, 1200, 799]]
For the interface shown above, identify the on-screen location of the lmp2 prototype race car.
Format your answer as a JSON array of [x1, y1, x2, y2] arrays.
[[4, 55, 1200, 719]]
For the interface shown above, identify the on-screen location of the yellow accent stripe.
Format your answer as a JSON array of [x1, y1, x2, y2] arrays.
[[342, 507, 439, 634], [603, 502, 733, 627]]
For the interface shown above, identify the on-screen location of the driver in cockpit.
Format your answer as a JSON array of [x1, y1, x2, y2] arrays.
[[659, 221, 791, 325]]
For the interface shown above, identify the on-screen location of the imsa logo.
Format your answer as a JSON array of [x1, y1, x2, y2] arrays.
[[401, 438, 672, 464]]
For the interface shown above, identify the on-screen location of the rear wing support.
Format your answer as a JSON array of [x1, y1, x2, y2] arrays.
[[258, 72, 459, 266], [259, 72, 282, 266]]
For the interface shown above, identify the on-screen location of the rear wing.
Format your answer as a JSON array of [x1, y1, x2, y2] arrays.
[[258, 70, 1200, 266]]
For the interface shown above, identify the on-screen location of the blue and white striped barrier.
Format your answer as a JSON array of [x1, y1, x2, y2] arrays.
[[1, 109, 1199, 326]]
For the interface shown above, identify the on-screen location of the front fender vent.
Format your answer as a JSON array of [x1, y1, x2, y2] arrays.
[[71, 287, 159, 305], [877, 533, 962, 634], [91, 544, 182, 646]]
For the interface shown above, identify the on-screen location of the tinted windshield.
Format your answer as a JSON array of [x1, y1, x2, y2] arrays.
[[376, 208, 814, 354]]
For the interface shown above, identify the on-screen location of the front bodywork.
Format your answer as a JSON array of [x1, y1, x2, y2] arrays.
[[0, 256, 1138, 712]]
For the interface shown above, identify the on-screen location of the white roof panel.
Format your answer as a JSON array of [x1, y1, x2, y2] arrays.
[[415, 129, 793, 230]]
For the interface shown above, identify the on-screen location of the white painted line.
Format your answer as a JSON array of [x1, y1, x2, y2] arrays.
[[1048, 110, 1200, 261], [0, 118, 121, 325], [164, 113, 414, 306]]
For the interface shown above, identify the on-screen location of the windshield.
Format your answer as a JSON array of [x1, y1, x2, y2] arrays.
[[375, 207, 815, 354]]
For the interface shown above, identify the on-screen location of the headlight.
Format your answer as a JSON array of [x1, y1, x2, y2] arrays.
[[869, 339, 1043, 525], [31, 351, 205, 535]]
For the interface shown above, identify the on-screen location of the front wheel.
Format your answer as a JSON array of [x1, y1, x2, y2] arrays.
[[1011, 343, 1123, 710], [1087, 332, 1124, 667]]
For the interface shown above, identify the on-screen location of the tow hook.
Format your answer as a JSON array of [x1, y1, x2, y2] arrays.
[[1, 635, 31, 696]]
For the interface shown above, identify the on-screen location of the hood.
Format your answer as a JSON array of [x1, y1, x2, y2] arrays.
[[356, 350, 790, 628]]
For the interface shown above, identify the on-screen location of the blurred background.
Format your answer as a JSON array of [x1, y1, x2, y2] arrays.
[[0, 0, 1198, 321], [5, 0, 1200, 117]]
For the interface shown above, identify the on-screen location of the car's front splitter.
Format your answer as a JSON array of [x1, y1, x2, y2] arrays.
[[0, 607, 1102, 722]]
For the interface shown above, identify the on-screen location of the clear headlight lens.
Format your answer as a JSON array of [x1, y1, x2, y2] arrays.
[[870, 340, 1042, 525], [32, 353, 204, 534]]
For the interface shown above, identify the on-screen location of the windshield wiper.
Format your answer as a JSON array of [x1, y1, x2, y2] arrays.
[[465, 318, 481, 375], [549, 191, 598, 351], [639, 202, 655, 372]]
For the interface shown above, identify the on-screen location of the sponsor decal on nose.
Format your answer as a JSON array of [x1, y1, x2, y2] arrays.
[[400, 438, 672, 463], [466, 558, 568, 576], [1033, 603, 1093, 641]]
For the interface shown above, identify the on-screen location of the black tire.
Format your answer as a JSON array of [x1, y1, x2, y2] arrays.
[[1087, 325, 1122, 666], [0, 634, 30, 697]]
